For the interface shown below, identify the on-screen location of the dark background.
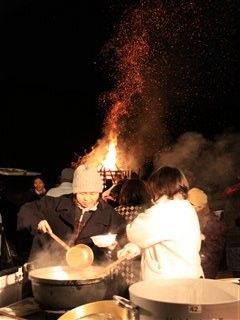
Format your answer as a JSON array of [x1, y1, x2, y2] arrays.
[[1, 0, 239, 179]]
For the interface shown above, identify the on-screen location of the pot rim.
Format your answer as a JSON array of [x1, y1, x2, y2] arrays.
[[28, 265, 107, 285], [129, 278, 240, 305], [29, 275, 104, 285]]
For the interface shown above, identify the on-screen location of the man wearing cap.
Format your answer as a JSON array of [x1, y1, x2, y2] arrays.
[[188, 187, 227, 278], [46, 167, 74, 197], [17, 164, 127, 267]]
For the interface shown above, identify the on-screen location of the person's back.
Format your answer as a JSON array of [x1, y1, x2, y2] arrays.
[[137, 197, 203, 280], [118, 166, 204, 281], [188, 187, 227, 278], [47, 167, 74, 197]]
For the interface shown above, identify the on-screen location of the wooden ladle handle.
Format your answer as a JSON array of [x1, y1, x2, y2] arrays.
[[48, 232, 71, 251], [94, 254, 131, 278]]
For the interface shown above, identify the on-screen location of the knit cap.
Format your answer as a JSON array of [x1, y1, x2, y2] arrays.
[[60, 168, 74, 183], [188, 187, 208, 207], [72, 164, 103, 193]]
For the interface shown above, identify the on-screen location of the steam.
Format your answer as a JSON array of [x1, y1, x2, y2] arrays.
[[32, 242, 67, 268]]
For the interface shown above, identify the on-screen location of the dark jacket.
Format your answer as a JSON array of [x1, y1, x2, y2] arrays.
[[17, 194, 127, 266], [197, 205, 227, 278]]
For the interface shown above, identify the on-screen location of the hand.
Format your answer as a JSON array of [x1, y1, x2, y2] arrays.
[[37, 220, 52, 234], [102, 195, 116, 203], [106, 240, 118, 251], [201, 233, 206, 241], [117, 243, 140, 259]]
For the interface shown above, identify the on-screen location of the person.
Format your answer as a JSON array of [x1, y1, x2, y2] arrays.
[[17, 164, 127, 264], [17, 164, 128, 297], [118, 166, 204, 281], [188, 187, 227, 279], [102, 173, 127, 206], [46, 167, 74, 197], [21, 175, 47, 203], [222, 172, 240, 276], [223, 172, 240, 229], [188, 187, 228, 277], [105, 182, 124, 207], [115, 178, 152, 223], [114, 178, 152, 296], [17, 175, 48, 263]]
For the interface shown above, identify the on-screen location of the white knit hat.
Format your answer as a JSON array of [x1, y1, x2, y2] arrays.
[[72, 164, 103, 193]]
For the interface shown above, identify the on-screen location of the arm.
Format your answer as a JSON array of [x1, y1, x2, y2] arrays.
[[17, 200, 45, 235], [17, 196, 57, 235], [126, 202, 197, 249]]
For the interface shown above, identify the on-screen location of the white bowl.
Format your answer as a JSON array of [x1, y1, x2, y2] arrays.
[[91, 234, 117, 247]]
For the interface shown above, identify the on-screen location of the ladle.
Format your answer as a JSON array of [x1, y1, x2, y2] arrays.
[[48, 231, 94, 268]]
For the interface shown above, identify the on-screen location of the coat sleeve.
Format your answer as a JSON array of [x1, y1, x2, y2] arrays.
[[17, 196, 56, 235]]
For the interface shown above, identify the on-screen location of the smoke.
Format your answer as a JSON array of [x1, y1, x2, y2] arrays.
[[153, 131, 240, 191], [85, 0, 239, 179]]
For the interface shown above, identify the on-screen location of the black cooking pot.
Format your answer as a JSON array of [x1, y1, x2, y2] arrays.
[[28, 265, 112, 310]]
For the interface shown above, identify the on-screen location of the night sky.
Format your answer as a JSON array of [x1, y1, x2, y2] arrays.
[[1, 0, 240, 179]]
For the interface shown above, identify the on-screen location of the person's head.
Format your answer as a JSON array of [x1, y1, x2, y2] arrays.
[[72, 164, 103, 209], [33, 176, 46, 193], [119, 178, 151, 206], [147, 166, 189, 202], [188, 187, 208, 212], [60, 168, 74, 183]]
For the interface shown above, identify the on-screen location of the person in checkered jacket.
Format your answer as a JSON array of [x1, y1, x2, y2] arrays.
[[114, 178, 152, 297]]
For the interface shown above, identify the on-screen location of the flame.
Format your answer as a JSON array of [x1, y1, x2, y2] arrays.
[[98, 137, 118, 171]]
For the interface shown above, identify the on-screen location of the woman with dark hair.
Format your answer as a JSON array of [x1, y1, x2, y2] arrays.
[[115, 178, 152, 222], [118, 166, 204, 281], [114, 178, 152, 295]]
